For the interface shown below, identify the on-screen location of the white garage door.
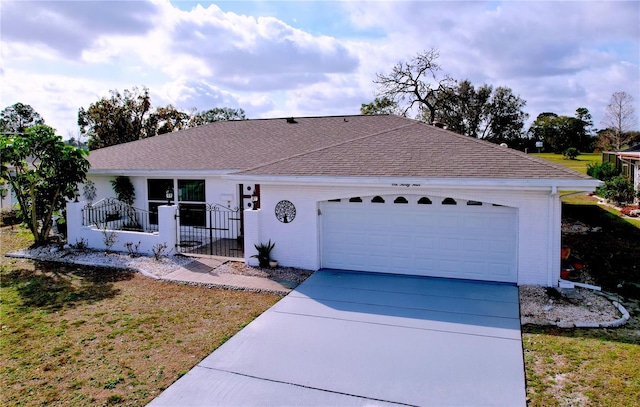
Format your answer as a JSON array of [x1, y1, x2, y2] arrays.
[[321, 195, 517, 283]]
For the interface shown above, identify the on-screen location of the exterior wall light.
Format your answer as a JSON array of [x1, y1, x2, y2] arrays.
[[166, 186, 174, 206]]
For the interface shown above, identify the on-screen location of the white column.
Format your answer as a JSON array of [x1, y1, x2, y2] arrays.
[[65, 201, 86, 245], [243, 209, 261, 266], [158, 205, 178, 254]]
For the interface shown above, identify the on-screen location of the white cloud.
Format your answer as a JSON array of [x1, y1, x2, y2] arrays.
[[0, 0, 638, 138], [1, 0, 160, 59], [162, 4, 360, 91]]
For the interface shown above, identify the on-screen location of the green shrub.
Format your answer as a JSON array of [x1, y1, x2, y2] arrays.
[[597, 175, 636, 205], [587, 161, 620, 181], [252, 239, 275, 268], [110, 176, 135, 205], [562, 147, 579, 160]]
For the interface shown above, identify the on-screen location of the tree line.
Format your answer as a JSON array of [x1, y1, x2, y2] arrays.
[[362, 48, 639, 153], [77, 86, 246, 150]]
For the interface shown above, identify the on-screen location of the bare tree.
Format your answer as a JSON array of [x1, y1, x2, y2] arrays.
[[374, 48, 455, 124], [600, 91, 638, 150]]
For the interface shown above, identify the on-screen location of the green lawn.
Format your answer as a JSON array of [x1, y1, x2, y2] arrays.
[[525, 152, 640, 405], [531, 152, 601, 175], [0, 229, 280, 406], [523, 326, 640, 407]]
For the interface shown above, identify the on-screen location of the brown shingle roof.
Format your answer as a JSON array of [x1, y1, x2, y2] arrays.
[[88, 115, 592, 180]]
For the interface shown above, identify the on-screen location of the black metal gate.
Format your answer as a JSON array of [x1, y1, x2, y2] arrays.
[[176, 203, 244, 258]]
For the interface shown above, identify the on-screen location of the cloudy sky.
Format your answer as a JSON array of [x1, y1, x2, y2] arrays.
[[1, 0, 638, 138]]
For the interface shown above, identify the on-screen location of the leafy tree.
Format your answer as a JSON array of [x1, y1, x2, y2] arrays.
[[431, 81, 528, 146], [0, 125, 89, 245], [586, 161, 619, 181], [145, 104, 190, 136], [599, 91, 638, 150], [433, 80, 492, 137], [562, 147, 579, 160], [373, 52, 528, 146], [628, 131, 640, 146], [528, 108, 595, 153], [374, 48, 455, 124], [79, 87, 153, 150], [480, 87, 529, 145], [598, 175, 636, 205], [0, 102, 45, 133], [360, 98, 400, 115], [79, 87, 247, 149], [188, 107, 246, 127]]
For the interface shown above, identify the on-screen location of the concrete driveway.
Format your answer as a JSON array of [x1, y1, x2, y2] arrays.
[[149, 270, 526, 406]]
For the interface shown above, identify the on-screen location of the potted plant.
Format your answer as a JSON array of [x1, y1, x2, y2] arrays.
[[252, 239, 275, 268]]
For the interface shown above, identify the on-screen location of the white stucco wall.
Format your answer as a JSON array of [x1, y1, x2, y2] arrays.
[[85, 174, 241, 209], [246, 184, 562, 286], [67, 201, 177, 256]]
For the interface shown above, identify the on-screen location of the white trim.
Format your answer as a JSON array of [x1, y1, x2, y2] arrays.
[[224, 174, 600, 191], [88, 169, 238, 177]]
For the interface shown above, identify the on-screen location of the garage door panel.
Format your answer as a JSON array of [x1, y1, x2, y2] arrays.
[[463, 238, 485, 253], [415, 258, 436, 271], [390, 256, 413, 270], [436, 215, 462, 229], [369, 233, 388, 247], [321, 197, 517, 283], [415, 236, 437, 249], [463, 216, 485, 229], [438, 237, 460, 251], [465, 262, 487, 273], [489, 240, 513, 254], [489, 263, 511, 278]]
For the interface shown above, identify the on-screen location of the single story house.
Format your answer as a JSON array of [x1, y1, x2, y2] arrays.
[[603, 144, 640, 193], [83, 114, 599, 286]]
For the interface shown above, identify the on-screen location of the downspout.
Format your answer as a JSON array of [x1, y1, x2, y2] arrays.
[[548, 185, 558, 287]]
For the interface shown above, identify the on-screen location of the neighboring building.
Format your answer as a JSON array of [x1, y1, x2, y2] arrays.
[[1, 181, 18, 212], [1, 165, 19, 212], [83, 115, 599, 286], [602, 144, 640, 193]]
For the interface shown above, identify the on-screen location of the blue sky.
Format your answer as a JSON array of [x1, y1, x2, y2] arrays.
[[1, 0, 638, 139]]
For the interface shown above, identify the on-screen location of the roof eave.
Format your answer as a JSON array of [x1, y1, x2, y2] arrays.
[[223, 174, 601, 192], [88, 169, 239, 177]]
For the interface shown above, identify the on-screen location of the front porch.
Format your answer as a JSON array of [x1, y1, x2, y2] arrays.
[[66, 199, 246, 260]]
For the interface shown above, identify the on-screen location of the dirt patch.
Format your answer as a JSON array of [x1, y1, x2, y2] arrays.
[[520, 285, 621, 326]]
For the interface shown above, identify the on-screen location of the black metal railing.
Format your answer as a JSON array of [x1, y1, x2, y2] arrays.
[[176, 203, 243, 258], [82, 198, 157, 233]]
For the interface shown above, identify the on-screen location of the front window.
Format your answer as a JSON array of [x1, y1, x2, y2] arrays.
[[178, 180, 205, 202], [147, 179, 206, 225]]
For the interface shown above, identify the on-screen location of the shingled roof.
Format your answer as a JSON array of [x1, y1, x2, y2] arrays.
[[88, 114, 593, 180]]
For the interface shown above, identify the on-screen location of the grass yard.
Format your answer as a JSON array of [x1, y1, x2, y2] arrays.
[[531, 152, 601, 175], [523, 153, 640, 405], [0, 228, 280, 406], [523, 326, 640, 407], [523, 196, 640, 406]]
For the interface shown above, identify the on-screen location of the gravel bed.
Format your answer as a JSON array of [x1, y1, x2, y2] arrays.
[[6, 245, 627, 327], [218, 261, 314, 284], [8, 246, 194, 278], [519, 285, 621, 326], [7, 245, 313, 284]]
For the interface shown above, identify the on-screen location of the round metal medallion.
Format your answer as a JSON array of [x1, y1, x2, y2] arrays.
[[275, 200, 296, 223]]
